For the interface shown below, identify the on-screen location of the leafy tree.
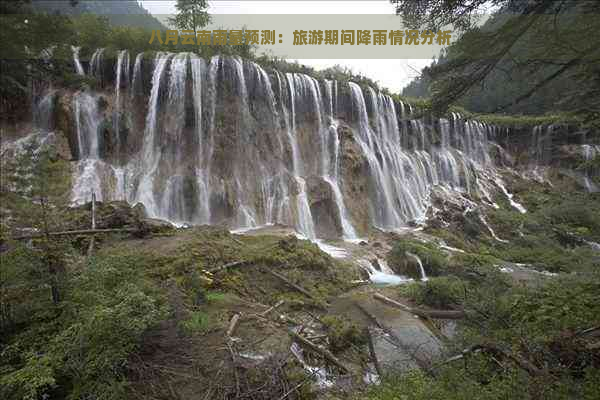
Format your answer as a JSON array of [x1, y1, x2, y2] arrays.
[[392, 0, 600, 127], [168, 0, 211, 37], [1, 137, 71, 305]]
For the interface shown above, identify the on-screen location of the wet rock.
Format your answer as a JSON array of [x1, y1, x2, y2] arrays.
[[338, 123, 371, 236], [359, 298, 444, 375], [69, 200, 147, 230], [55, 91, 78, 159], [306, 176, 343, 239]]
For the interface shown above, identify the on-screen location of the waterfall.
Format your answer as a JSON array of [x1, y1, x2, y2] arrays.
[[71, 46, 85, 76], [406, 252, 428, 281], [131, 52, 143, 97], [33, 91, 56, 131], [73, 91, 100, 159], [285, 73, 318, 238], [322, 80, 358, 240], [479, 214, 509, 243], [135, 52, 173, 217], [190, 54, 211, 224], [89, 48, 105, 81], [495, 177, 527, 213], [349, 83, 405, 228], [358, 258, 411, 286], [114, 50, 130, 159], [65, 50, 510, 241]]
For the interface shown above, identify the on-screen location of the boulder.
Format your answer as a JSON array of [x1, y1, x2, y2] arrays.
[[306, 175, 343, 239]]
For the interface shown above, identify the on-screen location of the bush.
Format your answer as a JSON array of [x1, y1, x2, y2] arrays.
[[408, 276, 466, 309], [322, 315, 367, 353], [0, 251, 168, 400]]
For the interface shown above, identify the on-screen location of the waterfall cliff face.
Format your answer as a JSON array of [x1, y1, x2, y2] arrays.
[[54, 50, 535, 237]]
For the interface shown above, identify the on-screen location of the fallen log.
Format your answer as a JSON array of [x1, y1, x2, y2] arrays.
[[374, 293, 467, 320], [260, 300, 284, 317], [288, 329, 349, 373], [262, 267, 315, 301], [208, 260, 247, 274], [227, 313, 241, 338], [13, 228, 138, 240]]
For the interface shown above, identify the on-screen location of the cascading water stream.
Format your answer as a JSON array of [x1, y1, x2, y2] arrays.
[[114, 50, 130, 160], [71, 46, 85, 76], [285, 73, 317, 239], [322, 80, 358, 240], [135, 52, 173, 217], [405, 252, 428, 281]]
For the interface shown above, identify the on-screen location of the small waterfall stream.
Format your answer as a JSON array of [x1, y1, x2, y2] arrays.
[[406, 252, 428, 281]]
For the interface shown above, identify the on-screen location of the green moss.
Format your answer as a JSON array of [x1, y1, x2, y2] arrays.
[[322, 315, 367, 353]]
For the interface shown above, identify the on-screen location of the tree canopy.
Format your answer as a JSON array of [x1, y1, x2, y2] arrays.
[[394, 0, 600, 127], [168, 0, 211, 34]]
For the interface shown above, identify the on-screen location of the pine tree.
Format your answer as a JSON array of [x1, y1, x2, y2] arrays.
[[1, 136, 71, 304]]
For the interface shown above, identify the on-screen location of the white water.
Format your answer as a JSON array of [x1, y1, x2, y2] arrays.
[[114, 50, 129, 159], [495, 178, 527, 214], [358, 258, 412, 286], [406, 252, 428, 281], [479, 215, 509, 243], [65, 51, 518, 247], [71, 46, 85, 76], [290, 342, 334, 389]]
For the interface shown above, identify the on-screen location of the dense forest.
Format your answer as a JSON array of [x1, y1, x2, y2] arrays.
[[400, 0, 600, 128], [1, 1, 599, 400], [31, 0, 166, 30]]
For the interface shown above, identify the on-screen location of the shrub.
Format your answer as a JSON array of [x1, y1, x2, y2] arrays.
[[322, 315, 367, 353], [409, 276, 466, 309]]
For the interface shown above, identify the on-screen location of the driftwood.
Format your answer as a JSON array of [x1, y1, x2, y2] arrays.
[[262, 267, 315, 301], [288, 329, 349, 373], [374, 293, 468, 320], [260, 300, 284, 317], [13, 228, 138, 240], [208, 260, 247, 274], [227, 313, 241, 338]]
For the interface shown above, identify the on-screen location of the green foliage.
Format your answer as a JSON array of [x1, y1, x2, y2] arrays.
[[405, 276, 466, 309], [168, 0, 210, 32], [448, 107, 579, 128], [322, 315, 367, 353], [398, 1, 600, 127], [0, 250, 168, 400], [0, 2, 75, 121], [179, 311, 211, 335], [205, 291, 227, 303]]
